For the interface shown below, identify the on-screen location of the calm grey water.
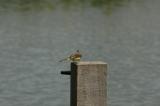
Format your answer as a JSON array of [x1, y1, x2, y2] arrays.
[[0, 0, 160, 106]]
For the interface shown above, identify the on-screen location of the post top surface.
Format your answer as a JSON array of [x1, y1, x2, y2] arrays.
[[75, 61, 107, 65]]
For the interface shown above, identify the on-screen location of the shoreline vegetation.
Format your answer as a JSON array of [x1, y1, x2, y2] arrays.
[[0, 0, 131, 14]]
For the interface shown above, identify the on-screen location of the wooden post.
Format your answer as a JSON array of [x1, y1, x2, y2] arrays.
[[71, 61, 107, 106]]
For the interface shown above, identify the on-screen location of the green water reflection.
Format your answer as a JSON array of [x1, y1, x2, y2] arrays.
[[0, 0, 55, 11], [0, 0, 130, 13]]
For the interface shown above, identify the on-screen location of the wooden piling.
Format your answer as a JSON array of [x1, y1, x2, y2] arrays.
[[71, 61, 107, 106]]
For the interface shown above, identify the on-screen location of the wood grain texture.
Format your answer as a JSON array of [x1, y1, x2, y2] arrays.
[[71, 61, 107, 106]]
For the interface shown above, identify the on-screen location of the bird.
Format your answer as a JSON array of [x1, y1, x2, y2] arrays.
[[59, 50, 82, 62]]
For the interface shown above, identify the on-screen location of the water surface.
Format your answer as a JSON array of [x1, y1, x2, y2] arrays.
[[0, 0, 160, 106]]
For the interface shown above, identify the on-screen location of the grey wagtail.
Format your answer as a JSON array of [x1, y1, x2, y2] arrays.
[[59, 50, 82, 62]]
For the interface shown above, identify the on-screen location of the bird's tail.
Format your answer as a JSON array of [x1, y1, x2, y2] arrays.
[[59, 57, 69, 62]]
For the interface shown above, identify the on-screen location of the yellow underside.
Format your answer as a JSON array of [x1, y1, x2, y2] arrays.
[[69, 57, 81, 61]]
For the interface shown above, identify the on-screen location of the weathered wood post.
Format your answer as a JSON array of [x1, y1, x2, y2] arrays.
[[71, 61, 107, 106], [61, 61, 107, 106]]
